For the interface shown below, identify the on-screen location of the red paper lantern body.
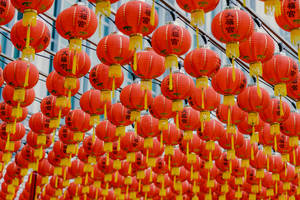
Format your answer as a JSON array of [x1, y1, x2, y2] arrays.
[[80, 89, 110, 116], [10, 19, 50, 53], [65, 109, 92, 133], [40, 95, 70, 119], [287, 73, 300, 108], [0, 0, 15, 25], [29, 112, 53, 134], [211, 8, 254, 58], [0, 102, 28, 123], [56, 4, 97, 41], [53, 48, 91, 78], [2, 85, 35, 107]]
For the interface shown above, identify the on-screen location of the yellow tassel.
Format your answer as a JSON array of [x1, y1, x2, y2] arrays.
[[165, 55, 178, 70], [69, 38, 82, 52], [227, 106, 231, 128], [133, 51, 137, 71], [176, 112, 179, 129], [297, 101, 300, 110], [274, 134, 277, 152], [118, 137, 121, 151], [23, 9, 37, 26], [109, 64, 122, 78], [138, 179, 141, 192], [63, 167, 67, 181], [106, 152, 109, 166], [201, 87, 205, 109], [128, 162, 132, 175], [52, 129, 56, 144], [144, 89, 148, 110], [226, 42, 239, 58], [150, 168, 153, 182], [25, 25, 31, 48], [114, 170, 118, 183], [96, 0, 111, 16], [256, 76, 262, 98], [85, 173, 88, 185], [274, 83, 287, 97], [229, 160, 232, 174], [279, 96, 284, 116], [146, 149, 149, 164], [104, 103, 107, 120], [231, 134, 234, 150], [72, 51, 77, 75], [5, 133, 10, 151], [244, 168, 247, 181], [55, 176, 58, 188], [196, 76, 209, 88], [196, 27, 199, 49], [267, 157, 270, 171], [150, 0, 155, 26], [29, 173, 32, 185], [169, 68, 173, 90], [275, 181, 278, 194], [160, 132, 163, 148], [251, 145, 254, 161], [126, 185, 129, 198], [24, 64, 30, 87], [293, 149, 296, 165], [250, 62, 263, 77], [243, 0, 246, 6], [191, 9, 205, 27], [264, 0, 281, 16], [232, 60, 236, 82], [145, 193, 148, 200], [168, 156, 171, 171], [129, 34, 143, 51]]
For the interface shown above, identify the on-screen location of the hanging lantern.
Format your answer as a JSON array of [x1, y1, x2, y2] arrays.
[[152, 24, 192, 89], [107, 103, 133, 149], [269, 155, 284, 194], [46, 71, 80, 103], [133, 48, 165, 93], [249, 150, 267, 190], [239, 31, 275, 93], [0, 122, 25, 148], [115, 0, 158, 70], [189, 86, 220, 131], [212, 66, 247, 106], [10, 19, 50, 60], [287, 73, 300, 109], [120, 83, 153, 122], [40, 95, 70, 129], [0, 0, 15, 25], [176, 0, 220, 27], [53, 47, 91, 78], [29, 112, 53, 135], [65, 109, 92, 134], [275, 0, 300, 61], [259, 98, 290, 151], [149, 95, 176, 132], [3, 59, 39, 89], [96, 33, 133, 87], [280, 112, 300, 162], [263, 54, 298, 113], [184, 47, 221, 87], [0, 102, 28, 123], [2, 85, 35, 108], [89, 63, 124, 102], [56, 3, 97, 51], [211, 7, 254, 59], [95, 120, 118, 165], [80, 89, 111, 136], [177, 107, 200, 159], [27, 131, 52, 150], [161, 72, 194, 128]]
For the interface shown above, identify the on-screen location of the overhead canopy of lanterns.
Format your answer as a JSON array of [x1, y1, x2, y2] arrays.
[[0, 0, 299, 200]]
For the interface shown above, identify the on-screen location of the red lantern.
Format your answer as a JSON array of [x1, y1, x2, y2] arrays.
[[137, 115, 160, 138], [237, 113, 265, 136], [216, 103, 246, 126], [58, 126, 76, 145], [56, 4, 97, 49], [158, 123, 183, 147], [10, 19, 50, 60], [280, 112, 300, 152], [2, 85, 35, 107], [3, 59, 39, 89], [53, 48, 91, 78], [189, 86, 220, 130], [149, 95, 176, 131], [46, 71, 80, 97], [0, 122, 25, 141], [65, 109, 92, 133], [89, 63, 124, 101], [239, 31, 275, 80], [184, 47, 221, 87], [133, 48, 165, 91], [115, 1, 158, 57], [275, 0, 300, 61], [96, 33, 134, 81], [259, 98, 290, 151], [0, 102, 28, 123], [287, 73, 300, 109], [161, 72, 194, 126], [27, 131, 52, 149], [211, 8, 254, 59], [176, 0, 219, 27], [237, 85, 271, 130], [0, 0, 15, 25], [152, 24, 191, 87], [262, 54, 298, 105], [107, 103, 133, 140], [40, 95, 70, 119], [80, 89, 111, 121], [120, 83, 153, 120], [29, 112, 53, 134]]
